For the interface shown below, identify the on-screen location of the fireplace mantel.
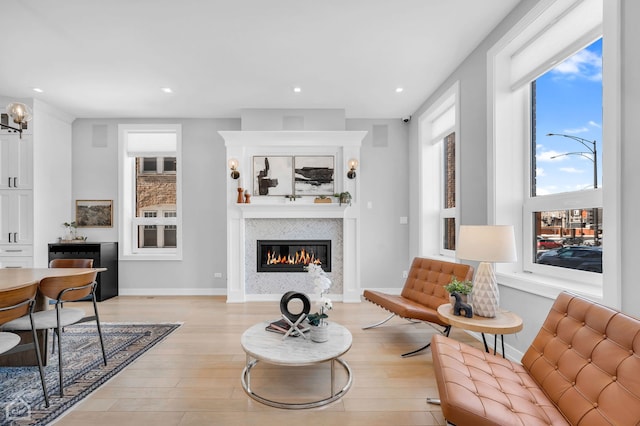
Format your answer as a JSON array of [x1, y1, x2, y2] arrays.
[[221, 130, 365, 303], [235, 203, 348, 219]]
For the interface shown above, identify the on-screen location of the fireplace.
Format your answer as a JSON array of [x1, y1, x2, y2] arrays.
[[257, 240, 331, 272]]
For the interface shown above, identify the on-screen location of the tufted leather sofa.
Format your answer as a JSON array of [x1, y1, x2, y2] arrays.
[[363, 257, 474, 356], [431, 291, 640, 425]]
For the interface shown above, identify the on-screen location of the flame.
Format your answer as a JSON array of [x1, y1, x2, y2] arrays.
[[266, 249, 322, 266]]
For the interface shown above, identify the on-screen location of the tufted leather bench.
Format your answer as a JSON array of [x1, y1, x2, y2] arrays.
[[363, 257, 474, 357], [431, 292, 640, 425]]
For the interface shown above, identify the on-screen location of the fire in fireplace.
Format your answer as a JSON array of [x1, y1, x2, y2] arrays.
[[257, 240, 331, 272]]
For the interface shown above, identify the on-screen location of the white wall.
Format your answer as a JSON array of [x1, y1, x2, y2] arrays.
[[620, 0, 640, 314], [72, 116, 410, 295], [348, 119, 411, 290], [72, 118, 239, 294]]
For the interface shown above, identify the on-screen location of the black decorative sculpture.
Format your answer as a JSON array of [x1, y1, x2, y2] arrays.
[[451, 292, 473, 318]]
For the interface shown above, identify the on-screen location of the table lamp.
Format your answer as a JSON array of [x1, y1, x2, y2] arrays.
[[456, 225, 517, 318]]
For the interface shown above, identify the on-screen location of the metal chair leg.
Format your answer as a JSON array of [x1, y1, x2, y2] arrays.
[[56, 306, 64, 397], [29, 313, 49, 407], [92, 294, 107, 366], [362, 313, 396, 330], [401, 326, 450, 358]]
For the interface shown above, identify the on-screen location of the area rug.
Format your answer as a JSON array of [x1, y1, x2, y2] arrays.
[[0, 323, 180, 426]]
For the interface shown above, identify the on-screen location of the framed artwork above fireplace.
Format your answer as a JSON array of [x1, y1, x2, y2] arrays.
[[253, 156, 293, 196]]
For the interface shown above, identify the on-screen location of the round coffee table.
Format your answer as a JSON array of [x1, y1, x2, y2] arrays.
[[240, 321, 353, 409]]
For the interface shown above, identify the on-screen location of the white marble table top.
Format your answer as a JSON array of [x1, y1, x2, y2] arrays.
[[241, 321, 353, 366]]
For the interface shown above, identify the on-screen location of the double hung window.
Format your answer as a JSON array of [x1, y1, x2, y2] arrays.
[[119, 124, 182, 260], [489, 0, 610, 296]]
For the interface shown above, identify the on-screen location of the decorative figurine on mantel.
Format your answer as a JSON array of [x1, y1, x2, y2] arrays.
[[244, 190, 251, 204], [237, 187, 244, 203]]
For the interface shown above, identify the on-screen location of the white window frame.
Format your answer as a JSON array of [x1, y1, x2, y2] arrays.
[[418, 81, 460, 258], [118, 124, 182, 260], [487, 0, 621, 306]]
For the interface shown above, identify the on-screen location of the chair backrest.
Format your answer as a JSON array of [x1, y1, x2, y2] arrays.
[[400, 257, 474, 311], [39, 270, 98, 302], [49, 258, 94, 268], [522, 292, 640, 425], [0, 283, 38, 325]]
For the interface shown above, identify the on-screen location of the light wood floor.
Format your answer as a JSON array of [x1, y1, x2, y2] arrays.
[[54, 296, 481, 426]]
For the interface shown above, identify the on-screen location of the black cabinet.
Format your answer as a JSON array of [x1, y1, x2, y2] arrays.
[[48, 242, 118, 301]]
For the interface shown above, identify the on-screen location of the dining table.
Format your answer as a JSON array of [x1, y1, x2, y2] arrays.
[[0, 267, 106, 366]]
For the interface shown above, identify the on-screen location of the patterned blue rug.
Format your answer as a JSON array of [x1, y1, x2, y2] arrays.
[[0, 323, 180, 426]]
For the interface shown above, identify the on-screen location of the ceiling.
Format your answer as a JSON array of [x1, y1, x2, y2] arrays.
[[2, 0, 520, 119]]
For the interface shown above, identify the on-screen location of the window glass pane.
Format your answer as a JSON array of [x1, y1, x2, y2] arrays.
[[140, 225, 158, 248], [164, 225, 177, 247], [142, 157, 157, 173], [163, 157, 176, 172], [535, 208, 602, 273], [443, 132, 455, 209], [443, 218, 456, 251], [135, 157, 176, 220], [531, 38, 602, 197]]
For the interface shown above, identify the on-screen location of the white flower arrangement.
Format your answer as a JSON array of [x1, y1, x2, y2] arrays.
[[306, 264, 332, 326]]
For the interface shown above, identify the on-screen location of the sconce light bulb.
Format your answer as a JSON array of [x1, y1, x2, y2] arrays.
[[347, 159, 358, 179]]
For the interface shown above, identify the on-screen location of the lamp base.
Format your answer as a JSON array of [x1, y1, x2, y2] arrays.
[[471, 262, 499, 318]]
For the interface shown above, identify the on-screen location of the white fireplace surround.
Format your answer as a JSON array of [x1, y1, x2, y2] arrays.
[[221, 131, 365, 303]]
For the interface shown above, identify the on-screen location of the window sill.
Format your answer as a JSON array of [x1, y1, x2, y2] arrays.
[[496, 270, 603, 302]]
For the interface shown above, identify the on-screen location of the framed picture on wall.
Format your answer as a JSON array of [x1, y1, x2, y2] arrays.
[[252, 156, 293, 196], [294, 156, 335, 196], [76, 200, 113, 227]]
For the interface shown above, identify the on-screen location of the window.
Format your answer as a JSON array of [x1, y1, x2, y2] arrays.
[[119, 124, 182, 260], [488, 0, 616, 299], [529, 39, 603, 273], [419, 82, 459, 257], [442, 132, 456, 251]]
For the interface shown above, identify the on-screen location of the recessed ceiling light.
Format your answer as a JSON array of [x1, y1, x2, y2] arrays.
[[33, 88, 43, 93], [161, 87, 173, 93], [395, 87, 404, 93], [293, 87, 302, 93]]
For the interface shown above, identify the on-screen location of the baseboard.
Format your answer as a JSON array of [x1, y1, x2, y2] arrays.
[[118, 288, 227, 296]]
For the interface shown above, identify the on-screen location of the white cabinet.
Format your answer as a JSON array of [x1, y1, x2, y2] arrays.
[[0, 134, 33, 190], [0, 191, 33, 245]]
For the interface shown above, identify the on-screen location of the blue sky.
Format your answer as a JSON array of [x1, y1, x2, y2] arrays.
[[534, 38, 603, 196]]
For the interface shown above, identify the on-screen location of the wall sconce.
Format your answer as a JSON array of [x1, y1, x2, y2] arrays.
[[228, 158, 240, 179], [1, 103, 32, 139], [347, 159, 358, 179]]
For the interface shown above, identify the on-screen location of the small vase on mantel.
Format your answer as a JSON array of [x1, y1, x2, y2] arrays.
[[310, 323, 329, 343]]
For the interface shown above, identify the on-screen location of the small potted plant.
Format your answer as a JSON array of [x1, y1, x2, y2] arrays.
[[62, 221, 78, 241], [444, 277, 473, 304], [334, 191, 352, 206]]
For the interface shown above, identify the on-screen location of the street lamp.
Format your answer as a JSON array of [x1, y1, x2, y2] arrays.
[[546, 133, 599, 245]]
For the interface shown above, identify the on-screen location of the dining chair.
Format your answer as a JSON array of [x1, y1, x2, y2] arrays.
[[49, 258, 94, 268], [3, 270, 107, 397], [0, 282, 49, 406]]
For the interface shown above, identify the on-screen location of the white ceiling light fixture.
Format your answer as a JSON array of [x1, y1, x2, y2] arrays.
[[293, 87, 302, 93], [32, 88, 43, 93], [161, 87, 173, 93], [395, 87, 404, 93]]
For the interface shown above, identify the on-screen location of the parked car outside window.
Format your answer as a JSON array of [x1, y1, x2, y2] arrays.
[[537, 246, 602, 273], [537, 238, 563, 250]]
